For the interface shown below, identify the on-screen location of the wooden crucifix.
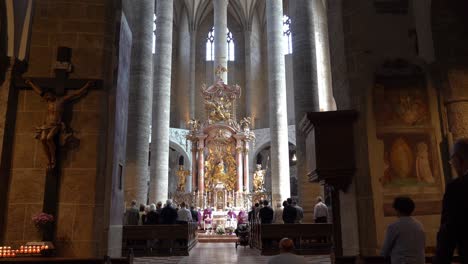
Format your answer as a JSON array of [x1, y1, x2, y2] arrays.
[[15, 47, 101, 241]]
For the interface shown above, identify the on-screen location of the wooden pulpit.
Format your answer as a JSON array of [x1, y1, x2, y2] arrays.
[[300, 110, 358, 256]]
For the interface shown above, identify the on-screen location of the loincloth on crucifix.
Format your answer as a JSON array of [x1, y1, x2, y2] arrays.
[[35, 122, 77, 147]]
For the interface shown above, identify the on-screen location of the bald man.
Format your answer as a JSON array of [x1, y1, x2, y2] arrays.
[[267, 238, 306, 264], [435, 139, 468, 263]]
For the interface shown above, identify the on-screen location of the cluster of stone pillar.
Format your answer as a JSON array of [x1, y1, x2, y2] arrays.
[[266, 0, 291, 204], [123, 0, 154, 205], [125, 0, 300, 206]]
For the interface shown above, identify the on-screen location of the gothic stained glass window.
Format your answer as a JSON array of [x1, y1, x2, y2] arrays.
[[283, 15, 292, 55], [206, 27, 235, 61]]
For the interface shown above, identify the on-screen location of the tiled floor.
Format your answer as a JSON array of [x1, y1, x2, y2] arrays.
[[134, 243, 331, 264]]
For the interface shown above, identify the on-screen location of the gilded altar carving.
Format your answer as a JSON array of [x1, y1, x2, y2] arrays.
[[176, 165, 190, 191], [253, 164, 266, 192], [186, 66, 256, 208], [204, 142, 237, 192], [201, 70, 241, 124]]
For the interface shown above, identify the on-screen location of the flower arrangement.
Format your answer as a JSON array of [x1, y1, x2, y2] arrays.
[[215, 226, 225, 235], [225, 226, 235, 235], [32, 212, 54, 229]]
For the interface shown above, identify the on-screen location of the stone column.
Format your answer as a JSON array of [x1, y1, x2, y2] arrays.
[[0, 58, 16, 241], [191, 142, 197, 191], [446, 70, 468, 142], [244, 29, 253, 119], [312, 0, 336, 111], [266, 0, 291, 204], [291, 0, 322, 222], [197, 148, 205, 194], [189, 30, 196, 119], [124, 0, 154, 205], [213, 0, 228, 82], [236, 146, 243, 192], [197, 135, 207, 193], [150, 0, 173, 204], [243, 142, 250, 193]]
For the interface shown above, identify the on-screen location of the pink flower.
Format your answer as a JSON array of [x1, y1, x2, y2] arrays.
[[32, 212, 54, 229]]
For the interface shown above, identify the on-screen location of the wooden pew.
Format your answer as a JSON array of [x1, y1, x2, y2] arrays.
[[255, 223, 333, 255], [0, 256, 130, 264], [335, 256, 462, 264], [122, 223, 198, 257]]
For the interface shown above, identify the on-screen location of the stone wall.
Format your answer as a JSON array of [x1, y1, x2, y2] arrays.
[[3, 0, 115, 257], [338, 0, 444, 254]]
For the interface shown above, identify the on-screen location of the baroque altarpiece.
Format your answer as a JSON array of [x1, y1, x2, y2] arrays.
[[186, 69, 257, 210]]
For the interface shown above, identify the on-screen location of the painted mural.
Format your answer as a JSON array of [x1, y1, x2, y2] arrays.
[[381, 133, 438, 187], [373, 60, 441, 190]]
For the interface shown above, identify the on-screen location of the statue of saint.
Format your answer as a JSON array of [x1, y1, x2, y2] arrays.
[[25, 79, 93, 169], [176, 165, 190, 191], [240, 117, 251, 132], [253, 164, 266, 192], [213, 160, 227, 183]]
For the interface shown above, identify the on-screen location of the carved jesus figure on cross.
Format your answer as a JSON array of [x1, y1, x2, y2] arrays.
[[25, 79, 93, 169]]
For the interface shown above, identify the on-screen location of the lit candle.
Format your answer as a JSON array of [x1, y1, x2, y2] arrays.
[[45, 245, 49, 249]]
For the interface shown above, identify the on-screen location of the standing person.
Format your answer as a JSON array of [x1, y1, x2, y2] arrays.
[[254, 202, 261, 220], [313, 197, 328, 223], [176, 202, 192, 223], [203, 207, 213, 231], [435, 139, 468, 263], [190, 206, 198, 222], [237, 209, 247, 225], [274, 201, 285, 224], [267, 238, 307, 264], [139, 204, 146, 225], [381, 197, 425, 264], [259, 200, 274, 224], [124, 200, 140, 225], [248, 205, 256, 222], [282, 198, 297, 224], [292, 200, 304, 223], [145, 203, 160, 225], [160, 199, 178, 224], [156, 201, 163, 214]]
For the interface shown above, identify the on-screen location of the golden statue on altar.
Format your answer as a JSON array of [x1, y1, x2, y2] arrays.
[[204, 144, 237, 192], [205, 98, 232, 122], [253, 164, 266, 192], [176, 165, 190, 191]]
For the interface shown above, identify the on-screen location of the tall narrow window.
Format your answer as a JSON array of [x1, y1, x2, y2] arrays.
[[227, 30, 235, 61], [153, 14, 156, 54], [283, 15, 292, 55], [205, 27, 235, 61], [206, 28, 215, 61]]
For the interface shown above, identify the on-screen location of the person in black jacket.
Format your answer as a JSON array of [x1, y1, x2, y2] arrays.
[[435, 139, 468, 263], [160, 199, 178, 224], [248, 203, 259, 222], [282, 198, 297, 224], [259, 200, 274, 224], [190, 206, 198, 222], [145, 203, 160, 225]]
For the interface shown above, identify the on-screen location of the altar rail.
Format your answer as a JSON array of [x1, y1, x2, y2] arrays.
[[250, 221, 333, 255], [122, 223, 198, 257], [0, 256, 131, 264], [335, 256, 462, 264]]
